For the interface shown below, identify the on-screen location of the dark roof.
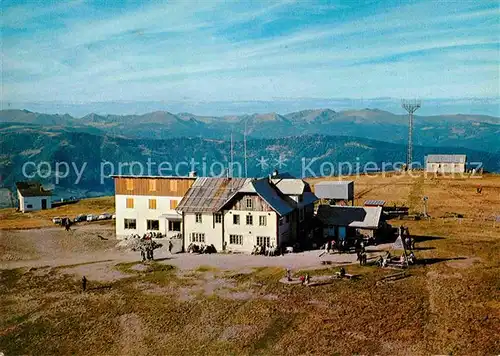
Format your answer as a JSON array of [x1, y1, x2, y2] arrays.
[[16, 182, 52, 197], [270, 171, 296, 179], [316, 205, 382, 229], [176, 177, 250, 213], [426, 155, 466, 163]]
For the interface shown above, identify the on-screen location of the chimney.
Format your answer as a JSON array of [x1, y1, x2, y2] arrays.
[[188, 171, 197, 178]]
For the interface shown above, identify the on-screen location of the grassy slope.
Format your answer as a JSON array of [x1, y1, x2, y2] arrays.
[[1, 174, 499, 355], [0, 196, 114, 229]]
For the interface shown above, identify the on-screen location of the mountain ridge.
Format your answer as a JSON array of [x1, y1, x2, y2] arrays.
[[1, 126, 499, 206], [1, 108, 498, 153]]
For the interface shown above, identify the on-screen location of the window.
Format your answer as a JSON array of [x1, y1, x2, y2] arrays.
[[147, 219, 159, 231], [124, 218, 136, 229], [168, 221, 181, 232], [26, 204, 33, 208], [259, 215, 267, 226], [256, 236, 270, 246], [233, 214, 240, 225], [190, 232, 205, 243], [126, 179, 134, 190], [149, 199, 157, 209], [149, 179, 157, 192], [214, 213, 222, 224], [285, 215, 290, 223], [299, 208, 304, 222], [126, 198, 134, 209], [246, 215, 253, 225], [229, 234, 243, 245], [170, 200, 178, 209], [195, 213, 202, 223], [246, 198, 253, 209]]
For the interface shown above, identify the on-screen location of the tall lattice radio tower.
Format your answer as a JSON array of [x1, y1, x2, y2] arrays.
[[401, 99, 421, 169]]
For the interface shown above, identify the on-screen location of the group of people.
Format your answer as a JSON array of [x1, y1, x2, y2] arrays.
[[324, 239, 351, 254], [251, 244, 280, 256], [186, 243, 216, 254], [129, 233, 169, 262], [399, 225, 415, 250], [355, 239, 368, 265], [139, 236, 156, 262], [376, 250, 417, 268], [129, 232, 163, 240], [284, 266, 348, 286]]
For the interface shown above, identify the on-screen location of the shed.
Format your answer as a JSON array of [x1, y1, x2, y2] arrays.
[[16, 181, 52, 212], [425, 154, 466, 173], [316, 205, 382, 239], [314, 181, 354, 205]]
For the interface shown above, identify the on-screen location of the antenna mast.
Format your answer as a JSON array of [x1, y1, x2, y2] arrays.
[[230, 132, 234, 177], [244, 119, 248, 177], [401, 99, 421, 169]]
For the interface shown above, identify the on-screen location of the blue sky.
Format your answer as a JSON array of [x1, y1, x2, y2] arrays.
[[2, 0, 499, 106]]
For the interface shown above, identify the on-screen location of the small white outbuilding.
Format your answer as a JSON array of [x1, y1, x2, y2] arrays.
[[425, 155, 466, 173], [16, 181, 52, 212]]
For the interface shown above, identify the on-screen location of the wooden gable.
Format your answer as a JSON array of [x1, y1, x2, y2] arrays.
[[114, 177, 195, 197], [226, 193, 274, 212]]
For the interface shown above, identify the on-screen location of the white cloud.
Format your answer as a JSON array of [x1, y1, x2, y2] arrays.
[[1, 0, 499, 102]]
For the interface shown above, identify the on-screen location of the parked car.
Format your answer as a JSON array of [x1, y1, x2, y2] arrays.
[[74, 214, 87, 223], [86, 214, 99, 222], [111, 214, 116, 219], [52, 217, 62, 225], [98, 212, 112, 220]]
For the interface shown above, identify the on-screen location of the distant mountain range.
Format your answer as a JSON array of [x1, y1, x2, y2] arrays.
[[1, 120, 499, 206], [1, 108, 499, 153]]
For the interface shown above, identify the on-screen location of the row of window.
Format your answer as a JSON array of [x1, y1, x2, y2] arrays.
[[125, 179, 178, 192], [232, 214, 267, 226], [123, 219, 181, 231], [125, 198, 178, 210], [184, 212, 296, 226], [194, 213, 222, 223], [186, 233, 271, 247], [193, 213, 268, 226]]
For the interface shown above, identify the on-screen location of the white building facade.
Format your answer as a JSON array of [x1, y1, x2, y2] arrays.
[[177, 175, 317, 253], [183, 212, 224, 251], [426, 154, 466, 173], [113, 176, 195, 238], [16, 182, 52, 213]]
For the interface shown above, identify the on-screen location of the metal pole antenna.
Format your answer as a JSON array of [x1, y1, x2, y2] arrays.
[[401, 99, 421, 170], [244, 119, 248, 177], [230, 132, 234, 178]]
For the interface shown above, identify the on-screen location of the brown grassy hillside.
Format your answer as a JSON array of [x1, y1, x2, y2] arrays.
[[0, 196, 114, 229], [1, 173, 499, 355]]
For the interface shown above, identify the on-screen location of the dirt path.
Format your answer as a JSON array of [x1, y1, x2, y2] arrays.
[[408, 174, 424, 213], [1, 225, 391, 282]]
